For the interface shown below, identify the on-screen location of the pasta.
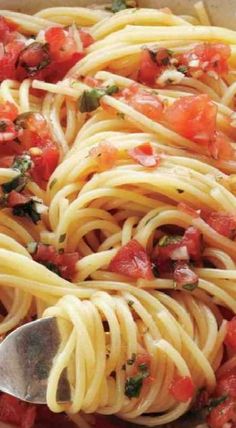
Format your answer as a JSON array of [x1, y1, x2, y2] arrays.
[[0, 1, 235, 428]]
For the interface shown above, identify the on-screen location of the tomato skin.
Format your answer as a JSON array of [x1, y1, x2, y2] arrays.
[[169, 376, 194, 402], [45, 27, 76, 62], [128, 142, 160, 167], [90, 142, 118, 171], [179, 42, 231, 77], [0, 40, 24, 81], [109, 239, 153, 280], [204, 211, 236, 239], [31, 145, 60, 186], [225, 317, 236, 350], [164, 94, 217, 144], [182, 226, 202, 261], [117, 84, 164, 122], [0, 155, 14, 167], [216, 368, 236, 399], [0, 393, 36, 428], [173, 261, 198, 288], [207, 396, 236, 428]]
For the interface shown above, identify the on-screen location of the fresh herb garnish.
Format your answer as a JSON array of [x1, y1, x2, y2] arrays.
[[107, 0, 131, 13], [183, 282, 198, 291], [16, 42, 51, 76], [12, 199, 41, 224], [207, 395, 228, 413], [2, 155, 32, 194], [42, 261, 61, 276], [59, 233, 67, 243], [78, 85, 119, 113], [117, 111, 125, 119], [125, 363, 150, 398], [49, 178, 57, 190], [177, 65, 189, 75], [158, 235, 182, 247], [128, 300, 134, 307], [177, 188, 184, 194]]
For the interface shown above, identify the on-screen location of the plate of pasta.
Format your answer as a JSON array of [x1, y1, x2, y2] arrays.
[[0, 0, 235, 427]]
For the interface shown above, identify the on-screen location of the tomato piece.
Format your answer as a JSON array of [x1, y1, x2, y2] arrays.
[[0, 393, 36, 428], [90, 142, 118, 171], [31, 145, 60, 185], [57, 252, 80, 280], [0, 155, 14, 167], [45, 27, 77, 62], [16, 42, 51, 79], [35, 243, 56, 262], [117, 84, 164, 122], [0, 101, 18, 121], [164, 94, 217, 144], [109, 239, 153, 280], [208, 131, 234, 160], [207, 396, 236, 428], [138, 49, 159, 86], [169, 376, 194, 402], [0, 16, 17, 42], [8, 191, 30, 207], [0, 40, 24, 81], [173, 261, 199, 288], [83, 76, 101, 87], [128, 142, 160, 167], [204, 211, 236, 239], [178, 43, 231, 77], [177, 202, 200, 218], [216, 367, 236, 399], [224, 317, 236, 350], [182, 226, 202, 261], [79, 29, 94, 48]]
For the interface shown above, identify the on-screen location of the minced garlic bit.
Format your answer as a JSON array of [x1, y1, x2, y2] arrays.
[[29, 147, 43, 156], [156, 69, 184, 87]]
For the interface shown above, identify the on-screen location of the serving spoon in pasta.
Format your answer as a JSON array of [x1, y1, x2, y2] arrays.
[[0, 317, 70, 404]]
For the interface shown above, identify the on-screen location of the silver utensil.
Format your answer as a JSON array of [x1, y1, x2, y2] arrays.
[[0, 317, 70, 404]]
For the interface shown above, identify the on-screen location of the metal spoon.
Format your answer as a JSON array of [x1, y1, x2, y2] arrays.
[[0, 317, 71, 404]]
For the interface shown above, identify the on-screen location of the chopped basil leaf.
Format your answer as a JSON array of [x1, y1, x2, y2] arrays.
[[128, 300, 134, 307], [59, 233, 67, 243], [13, 199, 41, 224], [2, 155, 32, 194], [138, 363, 148, 374], [42, 261, 61, 276], [2, 175, 24, 193], [110, 0, 129, 13], [16, 42, 51, 76], [158, 235, 182, 247], [78, 85, 119, 113], [49, 178, 57, 190], [183, 282, 198, 291], [127, 353, 136, 365], [125, 374, 144, 398], [177, 188, 184, 194], [13, 154, 32, 174], [177, 65, 189, 75], [117, 112, 125, 119], [207, 395, 228, 412]]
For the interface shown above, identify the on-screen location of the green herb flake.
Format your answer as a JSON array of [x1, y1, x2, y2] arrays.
[[183, 282, 198, 292], [177, 188, 184, 194], [59, 233, 66, 243], [2, 155, 32, 194], [125, 365, 150, 399], [177, 65, 189, 75], [110, 0, 129, 13], [78, 85, 119, 113], [13, 199, 41, 224], [128, 300, 134, 307], [117, 112, 125, 119], [42, 261, 61, 276], [158, 235, 182, 247], [207, 395, 228, 413]]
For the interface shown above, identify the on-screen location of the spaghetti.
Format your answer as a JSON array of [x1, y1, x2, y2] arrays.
[[0, 2, 235, 428]]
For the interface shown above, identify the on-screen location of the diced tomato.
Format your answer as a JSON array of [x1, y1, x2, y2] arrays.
[[169, 376, 194, 402], [16, 42, 51, 79], [164, 94, 217, 144], [33, 243, 80, 281], [216, 367, 236, 399], [224, 317, 236, 350], [178, 43, 231, 77], [8, 191, 30, 207], [128, 142, 160, 167], [116, 84, 164, 122], [208, 131, 234, 160], [182, 226, 202, 261], [79, 29, 94, 48], [45, 27, 77, 62], [31, 144, 60, 185], [204, 211, 236, 239], [109, 239, 153, 280], [177, 202, 200, 218], [0, 393, 36, 428], [138, 49, 159, 86], [90, 142, 118, 171], [207, 396, 236, 428], [0, 40, 25, 81], [0, 101, 18, 121], [173, 261, 199, 288], [0, 16, 18, 43]]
